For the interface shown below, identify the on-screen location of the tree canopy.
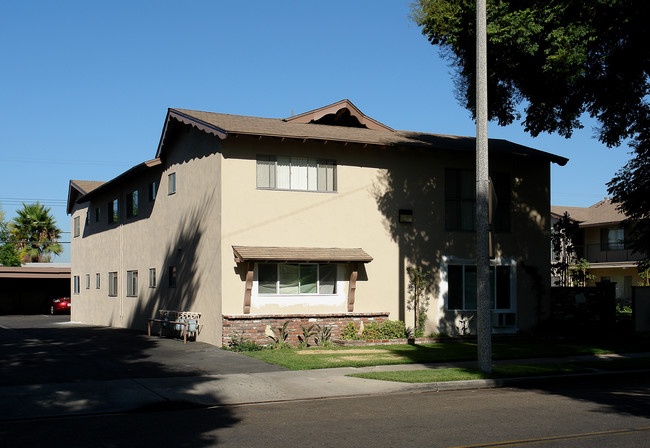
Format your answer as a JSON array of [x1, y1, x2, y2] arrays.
[[412, 0, 650, 267], [0, 208, 20, 266], [10, 202, 62, 263]]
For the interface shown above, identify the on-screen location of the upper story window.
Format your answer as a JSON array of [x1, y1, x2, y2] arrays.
[[168, 173, 176, 195], [95, 207, 101, 222], [73, 216, 80, 237], [601, 227, 625, 250], [445, 169, 510, 232], [107, 199, 119, 224], [126, 190, 139, 218], [149, 181, 157, 201], [256, 155, 336, 192]]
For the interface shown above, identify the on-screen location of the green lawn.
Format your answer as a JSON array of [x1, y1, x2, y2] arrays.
[[349, 357, 650, 383], [242, 339, 649, 370]]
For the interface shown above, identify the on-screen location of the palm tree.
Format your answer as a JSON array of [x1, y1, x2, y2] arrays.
[[11, 202, 62, 262]]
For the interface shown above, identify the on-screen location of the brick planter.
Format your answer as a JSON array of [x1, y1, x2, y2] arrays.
[[222, 312, 389, 346]]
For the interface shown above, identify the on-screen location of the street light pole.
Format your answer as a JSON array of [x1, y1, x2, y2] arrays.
[[476, 0, 492, 374]]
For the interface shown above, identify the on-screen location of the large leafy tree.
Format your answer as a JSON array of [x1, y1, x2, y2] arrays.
[[412, 0, 650, 266], [10, 202, 63, 263], [0, 207, 20, 266]]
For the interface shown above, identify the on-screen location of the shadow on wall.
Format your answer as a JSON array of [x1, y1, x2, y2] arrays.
[[371, 153, 551, 334], [127, 189, 217, 335], [371, 164, 456, 325]]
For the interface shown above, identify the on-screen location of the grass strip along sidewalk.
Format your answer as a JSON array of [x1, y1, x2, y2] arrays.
[[244, 339, 650, 371], [348, 357, 650, 383]]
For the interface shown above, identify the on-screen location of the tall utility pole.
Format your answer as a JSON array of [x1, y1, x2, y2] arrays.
[[476, 0, 492, 374]]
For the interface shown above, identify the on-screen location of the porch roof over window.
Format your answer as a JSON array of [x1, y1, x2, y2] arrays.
[[232, 246, 373, 263]]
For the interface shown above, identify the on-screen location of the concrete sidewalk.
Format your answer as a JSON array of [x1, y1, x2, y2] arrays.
[[1, 316, 648, 421]]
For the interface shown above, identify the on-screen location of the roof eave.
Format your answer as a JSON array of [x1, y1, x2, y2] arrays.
[[156, 109, 228, 159]]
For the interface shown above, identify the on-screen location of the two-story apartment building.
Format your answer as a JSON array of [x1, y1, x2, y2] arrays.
[[67, 100, 568, 346], [552, 199, 643, 302]]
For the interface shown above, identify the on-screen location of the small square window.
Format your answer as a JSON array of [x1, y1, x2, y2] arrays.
[[127, 270, 138, 297], [126, 190, 138, 218], [108, 199, 119, 224], [168, 173, 176, 195], [168, 266, 177, 288], [73, 276, 80, 294], [149, 181, 157, 201], [108, 272, 118, 297]]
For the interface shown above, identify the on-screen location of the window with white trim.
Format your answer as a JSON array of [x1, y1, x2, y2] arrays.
[[73, 216, 80, 237], [73, 275, 80, 294], [168, 173, 176, 195], [256, 155, 336, 192], [126, 270, 138, 297], [108, 272, 118, 297], [257, 263, 338, 295], [446, 262, 514, 311]]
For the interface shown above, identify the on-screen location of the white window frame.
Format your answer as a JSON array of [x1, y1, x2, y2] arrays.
[[252, 263, 346, 310], [256, 155, 336, 192], [73, 275, 80, 295], [168, 173, 176, 195], [108, 272, 118, 297], [440, 256, 517, 312], [73, 216, 80, 238], [126, 270, 138, 297]]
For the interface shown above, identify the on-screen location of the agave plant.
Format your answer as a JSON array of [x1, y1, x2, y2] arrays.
[[314, 324, 332, 346], [298, 324, 316, 347]]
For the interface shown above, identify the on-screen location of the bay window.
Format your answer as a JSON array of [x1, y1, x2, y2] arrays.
[[257, 263, 338, 295]]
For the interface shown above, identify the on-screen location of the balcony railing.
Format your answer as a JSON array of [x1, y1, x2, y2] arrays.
[[575, 244, 642, 263]]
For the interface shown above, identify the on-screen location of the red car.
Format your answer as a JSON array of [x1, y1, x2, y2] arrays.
[[50, 297, 71, 315]]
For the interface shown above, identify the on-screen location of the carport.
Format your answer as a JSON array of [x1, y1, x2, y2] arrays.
[[0, 264, 70, 314]]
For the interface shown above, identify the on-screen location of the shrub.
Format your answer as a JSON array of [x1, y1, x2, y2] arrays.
[[340, 321, 359, 340], [223, 331, 264, 352], [361, 320, 407, 340]]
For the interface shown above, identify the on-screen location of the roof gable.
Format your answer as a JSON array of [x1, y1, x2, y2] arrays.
[[551, 199, 627, 227], [284, 99, 393, 131]]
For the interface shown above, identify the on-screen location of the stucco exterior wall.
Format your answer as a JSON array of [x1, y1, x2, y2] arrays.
[[70, 127, 224, 345], [218, 136, 553, 337], [71, 123, 555, 345]]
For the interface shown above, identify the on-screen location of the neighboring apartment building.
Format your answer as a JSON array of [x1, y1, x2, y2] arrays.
[[551, 199, 643, 302], [67, 100, 568, 346]]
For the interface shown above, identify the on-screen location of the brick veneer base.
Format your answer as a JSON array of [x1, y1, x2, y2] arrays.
[[222, 312, 390, 346]]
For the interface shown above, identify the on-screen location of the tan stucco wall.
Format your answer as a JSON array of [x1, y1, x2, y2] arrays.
[[71, 128, 224, 345], [218, 136, 553, 336], [71, 125, 555, 345]]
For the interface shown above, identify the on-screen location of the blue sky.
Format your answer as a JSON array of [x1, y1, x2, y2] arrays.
[[0, 1, 632, 263]]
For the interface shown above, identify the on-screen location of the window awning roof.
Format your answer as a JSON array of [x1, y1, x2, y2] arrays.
[[232, 246, 373, 263]]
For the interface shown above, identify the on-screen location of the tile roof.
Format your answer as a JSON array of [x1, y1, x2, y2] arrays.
[[232, 246, 373, 263], [551, 199, 627, 227]]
